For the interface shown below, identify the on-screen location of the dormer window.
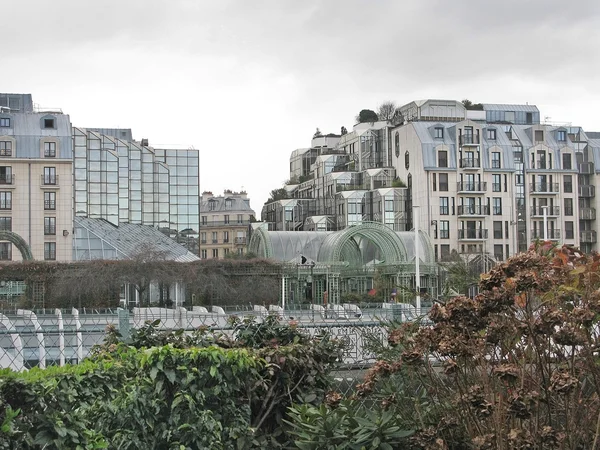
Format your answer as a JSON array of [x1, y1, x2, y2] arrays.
[[225, 199, 233, 209], [208, 200, 216, 211], [534, 130, 544, 142], [0, 141, 12, 157], [0, 118, 10, 127], [44, 142, 56, 158], [487, 129, 497, 140], [557, 130, 566, 142], [434, 127, 444, 139]]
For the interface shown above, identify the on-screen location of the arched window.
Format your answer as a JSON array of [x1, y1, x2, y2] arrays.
[[394, 132, 400, 158], [405, 150, 410, 169]]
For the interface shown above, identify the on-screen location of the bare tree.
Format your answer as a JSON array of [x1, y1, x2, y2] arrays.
[[377, 101, 399, 121]]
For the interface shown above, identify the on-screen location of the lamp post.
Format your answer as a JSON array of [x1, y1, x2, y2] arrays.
[[413, 205, 421, 315]]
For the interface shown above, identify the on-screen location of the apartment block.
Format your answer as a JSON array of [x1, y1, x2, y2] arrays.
[[199, 190, 255, 259], [0, 93, 73, 261]]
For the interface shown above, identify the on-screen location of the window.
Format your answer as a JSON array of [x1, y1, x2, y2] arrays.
[[494, 244, 503, 261], [237, 248, 244, 256], [44, 217, 56, 235], [435, 127, 444, 139], [526, 112, 533, 124], [438, 151, 448, 168], [493, 198, 502, 215], [405, 151, 410, 169], [491, 152, 501, 169], [0, 192, 11, 210], [43, 167, 57, 185], [439, 220, 449, 239], [564, 198, 573, 216], [562, 153, 572, 170], [0, 217, 11, 231], [563, 175, 572, 193], [0, 242, 11, 260], [224, 215, 230, 224], [224, 248, 230, 256], [505, 111, 515, 123], [201, 216, 207, 225], [201, 249, 207, 259], [534, 130, 544, 142], [44, 242, 56, 261], [432, 173, 436, 191], [565, 221, 574, 239], [439, 173, 448, 191], [487, 129, 497, 140], [225, 199, 233, 209], [212, 231, 218, 243], [200, 232, 207, 244], [0, 118, 10, 127], [440, 197, 449, 215], [223, 231, 229, 243], [44, 192, 56, 210], [44, 142, 56, 158], [237, 214, 244, 223], [212, 248, 219, 258], [557, 130, 566, 142], [440, 244, 450, 261], [0, 141, 11, 157], [492, 174, 501, 192], [43, 118, 55, 129], [493, 221, 502, 239]]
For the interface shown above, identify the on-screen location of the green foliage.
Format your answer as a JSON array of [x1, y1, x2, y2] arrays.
[[356, 109, 379, 123], [285, 401, 413, 449], [391, 177, 406, 188], [266, 187, 289, 203]]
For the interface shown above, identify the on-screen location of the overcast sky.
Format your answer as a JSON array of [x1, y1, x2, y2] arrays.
[[3, 0, 599, 214]]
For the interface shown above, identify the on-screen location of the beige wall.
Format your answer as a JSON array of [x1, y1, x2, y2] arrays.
[[1, 158, 72, 262]]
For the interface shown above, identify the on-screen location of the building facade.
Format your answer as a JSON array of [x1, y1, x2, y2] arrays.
[[199, 190, 255, 259], [0, 93, 73, 261]]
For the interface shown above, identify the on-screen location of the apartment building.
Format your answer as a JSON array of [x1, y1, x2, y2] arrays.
[[390, 99, 587, 261], [0, 93, 73, 261], [199, 190, 255, 259]]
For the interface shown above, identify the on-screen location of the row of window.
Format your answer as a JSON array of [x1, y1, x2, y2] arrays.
[[431, 126, 568, 143], [200, 231, 246, 244], [0, 191, 57, 211], [432, 172, 574, 193], [0, 141, 57, 158], [0, 117, 57, 129], [0, 166, 58, 185], [200, 214, 246, 225], [200, 248, 244, 259], [0, 242, 56, 261], [433, 220, 577, 240]]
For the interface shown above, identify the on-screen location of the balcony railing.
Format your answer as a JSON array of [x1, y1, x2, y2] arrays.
[[0, 202, 11, 210], [530, 229, 561, 240], [234, 237, 247, 245], [41, 175, 59, 186], [529, 182, 559, 193], [44, 226, 56, 236], [580, 207, 596, 220], [491, 160, 501, 169], [530, 206, 560, 216], [459, 158, 480, 169], [579, 162, 595, 174], [457, 182, 487, 192], [457, 205, 489, 216], [581, 230, 598, 244], [0, 174, 14, 185], [459, 134, 480, 145], [44, 200, 56, 210], [458, 229, 488, 240], [579, 185, 596, 198], [199, 220, 248, 228]]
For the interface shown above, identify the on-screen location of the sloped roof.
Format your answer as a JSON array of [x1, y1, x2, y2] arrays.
[[200, 195, 255, 214], [74, 217, 199, 262]]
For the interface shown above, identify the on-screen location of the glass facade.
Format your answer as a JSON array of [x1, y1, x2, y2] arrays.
[[73, 129, 199, 253]]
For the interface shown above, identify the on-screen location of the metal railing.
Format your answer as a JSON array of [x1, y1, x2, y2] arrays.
[[460, 158, 480, 169], [531, 206, 560, 216], [579, 185, 595, 198], [530, 229, 561, 240], [0, 174, 15, 185], [530, 182, 559, 193], [580, 207, 596, 220], [41, 175, 59, 186], [459, 134, 480, 145], [457, 182, 487, 192], [44, 200, 56, 210], [457, 205, 489, 215], [458, 229, 489, 239], [581, 230, 598, 243]]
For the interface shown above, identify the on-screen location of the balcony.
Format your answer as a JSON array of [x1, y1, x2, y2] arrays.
[[530, 229, 561, 240], [579, 185, 595, 198], [459, 134, 480, 146], [234, 237, 247, 245], [457, 205, 489, 216], [41, 175, 59, 188], [459, 158, 480, 169], [581, 230, 597, 244], [529, 182, 559, 194], [579, 162, 595, 174], [457, 182, 487, 193], [580, 207, 596, 220], [458, 229, 488, 240], [530, 206, 560, 217]]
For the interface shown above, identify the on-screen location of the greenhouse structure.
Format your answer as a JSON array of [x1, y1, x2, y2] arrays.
[[248, 222, 439, 308]]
